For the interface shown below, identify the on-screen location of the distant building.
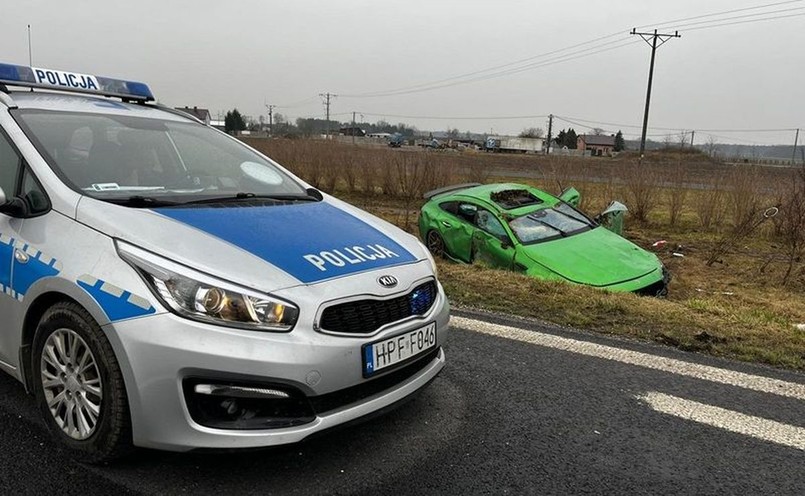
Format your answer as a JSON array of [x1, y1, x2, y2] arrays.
[[175, 106, 211, 125], [578, 134, 616, 157], [339, 126, 366, 137]]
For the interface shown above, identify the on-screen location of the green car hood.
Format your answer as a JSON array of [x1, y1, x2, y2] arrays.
[[520, 227, 661, 287]]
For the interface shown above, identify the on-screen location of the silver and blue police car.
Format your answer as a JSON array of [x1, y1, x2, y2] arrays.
[[0, 63, 448, 462]]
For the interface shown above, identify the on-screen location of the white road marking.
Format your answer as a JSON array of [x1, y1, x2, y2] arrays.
[[638, 392, 805, 451], [452, 316, 805, 401]]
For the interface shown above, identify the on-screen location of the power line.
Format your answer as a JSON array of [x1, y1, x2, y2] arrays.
[[275, 96, 320, 109], [637, 0, 802, 29], [338, 1, 803, 100], [340, 31, 625, 98], [555, 115, 799, 133], [683, 11, 805, 32], [357, 112, 548, 120], [341, 38, 638, 98], [659, 5, 804, 30]]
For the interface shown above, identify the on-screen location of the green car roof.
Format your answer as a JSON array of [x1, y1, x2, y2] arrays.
[[433, 183, 559, 216]]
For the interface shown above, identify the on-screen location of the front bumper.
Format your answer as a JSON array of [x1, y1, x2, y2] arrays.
[[103, 283, 449, 451]]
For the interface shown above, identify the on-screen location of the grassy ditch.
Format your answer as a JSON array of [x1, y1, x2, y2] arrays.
[[439, 262, 805, 370]]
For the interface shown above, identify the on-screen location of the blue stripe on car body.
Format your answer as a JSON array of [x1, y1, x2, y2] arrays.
[[77, 276, 156, 322], [154, 202, 417, 284]]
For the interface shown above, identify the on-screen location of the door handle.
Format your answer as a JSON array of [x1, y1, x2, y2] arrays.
[[14, 249, 29, 264], [441, 221, 452, 228]]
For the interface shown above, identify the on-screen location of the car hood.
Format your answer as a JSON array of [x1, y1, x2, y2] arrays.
[[520, 227, 661, 287], [76, 196, 424, 292]]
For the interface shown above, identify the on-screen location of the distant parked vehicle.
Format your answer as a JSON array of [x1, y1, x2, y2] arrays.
[[485, 136, 543, 154], [388, 132, 404, 148], [418, 139, 443, 149]]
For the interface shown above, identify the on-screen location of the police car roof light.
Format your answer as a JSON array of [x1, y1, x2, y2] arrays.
[[0, 62, 154, 102]]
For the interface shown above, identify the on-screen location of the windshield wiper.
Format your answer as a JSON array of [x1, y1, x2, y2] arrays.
[[105, 195, 184, 208], [177, 191, 321, 206]]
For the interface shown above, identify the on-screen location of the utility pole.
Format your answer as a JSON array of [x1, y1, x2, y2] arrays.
[[631, 28, 681, 159], [352, 111, 357, 144], [319, 92, 336, 140], [793, 128, 800, 165], [265, 104, 275, 136], [545, 114, 553, 155], [690, 130, 695, 148]]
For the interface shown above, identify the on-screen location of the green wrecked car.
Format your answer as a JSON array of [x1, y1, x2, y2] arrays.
[[418, 183, 669, 296]]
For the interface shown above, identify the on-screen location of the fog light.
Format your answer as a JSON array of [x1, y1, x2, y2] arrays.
[[194, 383, 291, 399]]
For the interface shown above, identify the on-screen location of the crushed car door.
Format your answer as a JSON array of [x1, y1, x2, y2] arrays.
[[439, 202, 477, 262], [470, 208, 516, 269]]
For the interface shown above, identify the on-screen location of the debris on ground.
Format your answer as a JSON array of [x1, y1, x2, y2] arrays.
[[695, 288, 735, 296]]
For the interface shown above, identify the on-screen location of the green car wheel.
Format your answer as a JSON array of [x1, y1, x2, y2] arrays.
[[426, 230, 447, 258]]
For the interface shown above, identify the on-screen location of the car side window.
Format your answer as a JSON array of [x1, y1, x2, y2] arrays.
[[476, 209, 509, 239], [21, 168, 49, 214], [456, 202, 478, 224], [0, 129, 21, 198], [439, 201, 458, 215]]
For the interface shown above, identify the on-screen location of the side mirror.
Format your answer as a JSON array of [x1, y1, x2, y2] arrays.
[[596, 201, 629, 235], [305, 187, 323, 201], [0, 187, 29, 217], [500, 236, 512, 250]]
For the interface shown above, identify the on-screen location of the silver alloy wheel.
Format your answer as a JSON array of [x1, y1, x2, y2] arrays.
[[40, 328, 103, 440]]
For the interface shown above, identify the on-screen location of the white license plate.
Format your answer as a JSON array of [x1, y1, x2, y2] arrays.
[[363, 323, 437, 376]]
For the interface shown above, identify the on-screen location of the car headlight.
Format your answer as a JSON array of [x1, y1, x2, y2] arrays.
[[116, 241, 298, 332], [419, 241, 438, 277]]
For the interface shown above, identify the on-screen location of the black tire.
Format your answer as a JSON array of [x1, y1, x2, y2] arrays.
[[426, 230, 447, 259], [32, 301, 133, 463]]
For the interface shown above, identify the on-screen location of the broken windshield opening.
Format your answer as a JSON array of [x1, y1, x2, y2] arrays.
[[508, 205, 593, 244]]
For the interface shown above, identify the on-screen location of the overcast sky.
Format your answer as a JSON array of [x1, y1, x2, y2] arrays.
[[2, 0, 803, 144]]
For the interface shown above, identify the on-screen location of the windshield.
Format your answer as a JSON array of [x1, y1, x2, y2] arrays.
[[14, 110, 307, 203], [508, 204, 594, 244]]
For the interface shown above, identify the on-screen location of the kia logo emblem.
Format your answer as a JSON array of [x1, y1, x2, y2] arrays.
[[377, 275, 398, 288]]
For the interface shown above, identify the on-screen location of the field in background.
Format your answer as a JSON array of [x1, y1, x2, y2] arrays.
[[244, 138, 805, 369]]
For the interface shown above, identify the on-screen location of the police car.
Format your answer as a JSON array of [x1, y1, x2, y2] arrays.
[[0, 63, 448, 461]]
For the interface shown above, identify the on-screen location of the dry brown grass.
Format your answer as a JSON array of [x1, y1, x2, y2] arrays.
[[439, 261, 805, 369]]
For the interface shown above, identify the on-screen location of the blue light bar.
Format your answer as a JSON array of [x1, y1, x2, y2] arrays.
[[0, 62, 154, 102]]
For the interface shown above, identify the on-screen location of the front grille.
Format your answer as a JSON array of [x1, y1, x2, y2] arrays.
[[319, 281, 438, 335]]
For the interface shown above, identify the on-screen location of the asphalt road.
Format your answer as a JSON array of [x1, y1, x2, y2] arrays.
[[1, 309, 803, 495]]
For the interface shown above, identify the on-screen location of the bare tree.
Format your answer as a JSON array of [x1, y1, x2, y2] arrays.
[[519, 127, 545, 139], [677, 131, 689, 148], [776, 165, 805, 284], [705, 135, 719, 158]]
